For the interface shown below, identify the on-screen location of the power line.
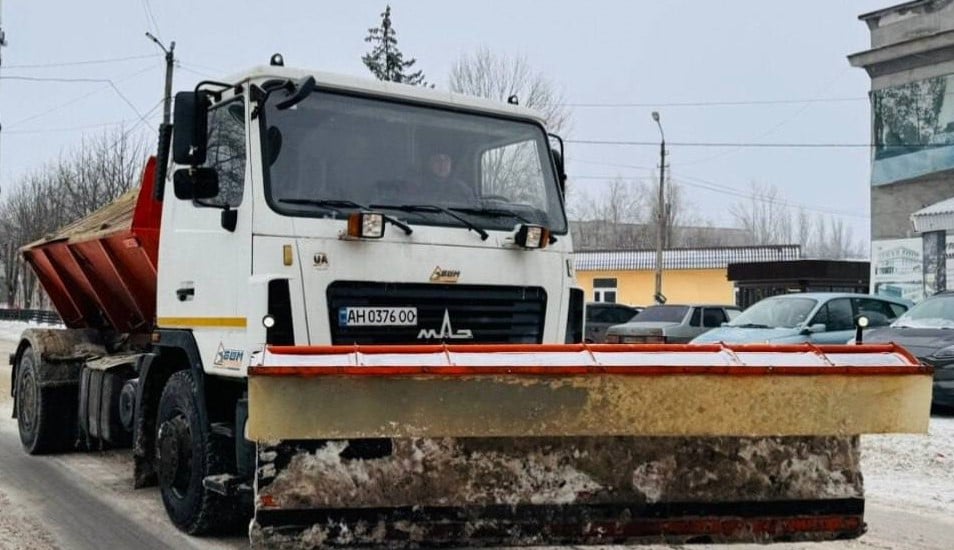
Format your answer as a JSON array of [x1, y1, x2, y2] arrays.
[[4, 119, 139, 135], [566, 97, 866, 108], [567, 138, 882, 148], [142, 0, 162, 41], [570, 173, 869, 219], [3, 53, 159, 70], [5, 64, 155, 129], [1, 74, 153, 129]]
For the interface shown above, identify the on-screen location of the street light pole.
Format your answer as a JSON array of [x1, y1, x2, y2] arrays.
[[652, 111, 666, 304], [145, 32, 175, 126]]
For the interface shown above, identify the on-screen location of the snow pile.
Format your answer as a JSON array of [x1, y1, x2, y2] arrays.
[[0, 320, 62, 343], [862, 416, 954, 515]]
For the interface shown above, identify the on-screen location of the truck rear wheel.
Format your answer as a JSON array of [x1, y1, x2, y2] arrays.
[[156, 370, 238, 534], [16, 346, 77, 454]]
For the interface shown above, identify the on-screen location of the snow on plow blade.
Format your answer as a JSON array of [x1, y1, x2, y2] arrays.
[[247, 343, 931, 547]]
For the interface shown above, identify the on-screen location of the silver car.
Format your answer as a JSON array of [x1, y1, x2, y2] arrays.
[[605, 304, 741, 344]]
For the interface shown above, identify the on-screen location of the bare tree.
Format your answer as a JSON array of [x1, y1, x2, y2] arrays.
[[0, 128, 149, 308], [449, 47, 570, 134], [729, 182, 793, 245], [728, 182, 863, 259]]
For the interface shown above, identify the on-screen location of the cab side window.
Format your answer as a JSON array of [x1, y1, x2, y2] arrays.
[[200, 99, 246, 208]]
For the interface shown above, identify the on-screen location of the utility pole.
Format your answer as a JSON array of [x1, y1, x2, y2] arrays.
[[0, 0, 8, 196], [652, 111, 666, 304], [146, 32, 175, 125]]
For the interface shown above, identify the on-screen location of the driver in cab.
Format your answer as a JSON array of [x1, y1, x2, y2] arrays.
[[418, 151, 475, 203]]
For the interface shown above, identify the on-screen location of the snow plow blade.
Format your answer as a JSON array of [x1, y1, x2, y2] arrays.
[[247, 343, 931, 547]]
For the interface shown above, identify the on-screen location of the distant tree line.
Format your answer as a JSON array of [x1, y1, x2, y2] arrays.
[[567, 176, 864, 258], [0, 129, 147, 308]]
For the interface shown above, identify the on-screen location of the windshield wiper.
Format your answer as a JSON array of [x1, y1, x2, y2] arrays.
[[449, 206, 557, 243], [730, 323, 772, 329], [448, 206, 532, 224], [278, 198, 412, 235], [370, 203, 489, 241]]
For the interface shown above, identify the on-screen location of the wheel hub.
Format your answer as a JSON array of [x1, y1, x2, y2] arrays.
[[157, 416, 192, 493], [18, 369, 37, 433]]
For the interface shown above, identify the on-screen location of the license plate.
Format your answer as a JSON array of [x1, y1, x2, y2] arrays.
[[338, 307, 418, 327]]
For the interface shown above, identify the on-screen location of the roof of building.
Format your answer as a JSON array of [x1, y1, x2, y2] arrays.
[[575, 245, 801, 271], [727, 259, 869, 282], [858, 0, 935, 22]]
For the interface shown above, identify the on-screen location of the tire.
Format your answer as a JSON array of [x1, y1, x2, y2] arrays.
[[16, 346, 77, 454], [156, 370, 239, 535]]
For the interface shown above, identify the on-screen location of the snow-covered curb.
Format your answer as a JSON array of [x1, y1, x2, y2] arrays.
[[862, 417, 954, 515], [0, 319, 64, 344]]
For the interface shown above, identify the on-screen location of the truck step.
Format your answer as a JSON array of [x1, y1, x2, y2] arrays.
[[203, 473, 251, 497]]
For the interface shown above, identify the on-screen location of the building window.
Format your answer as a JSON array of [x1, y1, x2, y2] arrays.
[[593, 278, 618, 303]]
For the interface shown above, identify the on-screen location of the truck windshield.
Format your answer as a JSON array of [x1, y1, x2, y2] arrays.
[[260, 89, 567, 233]]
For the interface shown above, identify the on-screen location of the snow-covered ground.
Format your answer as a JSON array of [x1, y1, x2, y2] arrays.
[[0, 320, 950, 549], [0, 319, 62, 343], [862, 416, 954, 515]]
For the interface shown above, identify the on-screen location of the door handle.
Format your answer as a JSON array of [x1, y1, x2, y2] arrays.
[[176, 287, 195, 301]]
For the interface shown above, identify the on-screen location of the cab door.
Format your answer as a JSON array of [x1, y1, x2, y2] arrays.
[[156, 96, 253, 376]]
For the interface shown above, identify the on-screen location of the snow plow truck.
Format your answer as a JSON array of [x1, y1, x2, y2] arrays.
[[10, 58, 933, 547]]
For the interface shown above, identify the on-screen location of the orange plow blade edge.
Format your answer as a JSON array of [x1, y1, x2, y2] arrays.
[[247, 343, 931, 547]]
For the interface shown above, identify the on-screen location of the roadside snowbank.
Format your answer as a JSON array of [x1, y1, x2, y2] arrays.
[[862, 416, 954, 515], [0, 319, 62, 343]]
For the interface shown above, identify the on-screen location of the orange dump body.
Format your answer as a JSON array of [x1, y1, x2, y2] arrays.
[[22, 157, 161, 333]]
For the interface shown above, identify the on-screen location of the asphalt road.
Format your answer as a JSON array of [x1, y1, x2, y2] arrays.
[[0, 336, 951, 549]]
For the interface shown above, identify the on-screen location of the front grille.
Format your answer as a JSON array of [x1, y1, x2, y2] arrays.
[[327, 282, 547, 345]]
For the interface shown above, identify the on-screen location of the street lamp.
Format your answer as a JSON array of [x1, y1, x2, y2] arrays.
[[652, 111, 666, 305]]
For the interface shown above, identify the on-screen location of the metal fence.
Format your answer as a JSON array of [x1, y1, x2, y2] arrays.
[[0, 308, 63, 325]]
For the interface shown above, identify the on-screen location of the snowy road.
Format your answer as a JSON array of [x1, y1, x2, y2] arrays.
[[0, 321, 951, 549]]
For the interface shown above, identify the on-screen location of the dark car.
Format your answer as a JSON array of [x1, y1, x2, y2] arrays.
[[865, 291, 954, 410], [584, 302, 641, 343]]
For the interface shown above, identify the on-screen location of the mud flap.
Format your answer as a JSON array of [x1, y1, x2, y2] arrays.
[[246, 343, 931, 547]]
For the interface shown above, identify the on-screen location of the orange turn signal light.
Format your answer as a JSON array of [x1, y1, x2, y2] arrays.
[[514, 224, 550, 249], [346, 212, 385, 239]]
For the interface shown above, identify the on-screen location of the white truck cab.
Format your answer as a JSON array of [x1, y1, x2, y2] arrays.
[[161, 64, 582, 379]]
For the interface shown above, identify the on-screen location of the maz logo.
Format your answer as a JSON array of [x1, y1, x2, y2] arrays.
[[417, 309, 473, 340]]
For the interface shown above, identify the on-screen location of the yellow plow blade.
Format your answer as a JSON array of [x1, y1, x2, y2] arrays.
[[248, 343, 930, 440], [246, 343, 931, 547]]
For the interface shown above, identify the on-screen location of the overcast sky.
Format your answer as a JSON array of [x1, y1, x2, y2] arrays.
[[0, 0, 896, 246]]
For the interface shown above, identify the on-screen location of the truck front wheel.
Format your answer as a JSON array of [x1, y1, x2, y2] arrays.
[[16, 346, 76, 454], [156, 370, 237, 534]]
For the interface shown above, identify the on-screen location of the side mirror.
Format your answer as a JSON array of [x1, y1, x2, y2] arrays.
[[551, 148, 567, 193], [173, 168, 219, 200], [172, 90, 211, 165], [801, 323, 826, 335]]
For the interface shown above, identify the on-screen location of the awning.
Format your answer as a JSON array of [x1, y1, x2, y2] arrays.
[[911, 196, 954, 232]]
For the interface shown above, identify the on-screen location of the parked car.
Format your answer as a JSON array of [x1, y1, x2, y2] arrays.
[[584, 302, 641, 343], [864, 291, 954, 410], [691, 293, 909, 345], [605, 304, 741, 344]]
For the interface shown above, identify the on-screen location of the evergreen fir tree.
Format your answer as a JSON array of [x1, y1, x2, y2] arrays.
[[362, 5, 428, 86]]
